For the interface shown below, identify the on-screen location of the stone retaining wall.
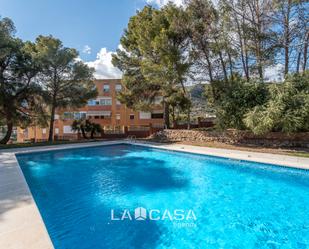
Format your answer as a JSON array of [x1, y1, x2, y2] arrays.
[[150, 129, 309, 148]]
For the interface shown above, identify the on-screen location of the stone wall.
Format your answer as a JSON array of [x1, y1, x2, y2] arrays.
[[150, 129, 309, 148]]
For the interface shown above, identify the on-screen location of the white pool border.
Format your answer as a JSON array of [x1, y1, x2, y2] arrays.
[[0, 140, 308, 249]]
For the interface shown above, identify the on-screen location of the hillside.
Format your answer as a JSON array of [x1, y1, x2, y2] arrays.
[[188, 83, 214, 119]]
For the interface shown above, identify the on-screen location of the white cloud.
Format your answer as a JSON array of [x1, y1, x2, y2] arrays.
[[264, 64, 284, 82], [146, 0, 185, 7], [85, 47, 122, 79], [82, 45, 91, 54]]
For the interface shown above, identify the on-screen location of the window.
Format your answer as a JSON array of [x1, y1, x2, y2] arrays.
[[42, 128, 47, 134], [81, 112, 86, 119], [130, 114, 134, 120], [54, 114, 59, 120], [115, 84, 122, 91], [139, 112, 151, 119], [100, 98, 112, 106], [116, 114, 121, 120], [87, 99, 100, 106], [74, 113, 80, 119], [151, 113, 164, 119], [87, 99, 96, 106], [94, 116, 100, 119], [103, 84, 110, 93], [116, 100, 121, 105], [154, 96, 163, 104], [88, 99, 111, 106], [23, 128, 28, 138], [63, 126, 74, 134], [73, 112, 86, 120], [55, 128, 59, 134], [63, 112, 74, 120]]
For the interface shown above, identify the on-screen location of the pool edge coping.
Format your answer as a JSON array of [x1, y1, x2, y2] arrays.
[[0, 140, 309, 249]]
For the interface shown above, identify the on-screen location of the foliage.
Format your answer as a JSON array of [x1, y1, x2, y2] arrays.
[[113, 0, 308, 131], [112, 4, 191, 127], [0, 17, 47, 144], [71, 119, 102, 139], [244, 72, 309, 134], [71, 119, 88, 139], [206, 76, 269, 130], [84, 120, 102, 139], [0, 17, 97, 144], [33, 35, 97, 141]]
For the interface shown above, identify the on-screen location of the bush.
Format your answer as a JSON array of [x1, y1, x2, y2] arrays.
[[244, 72, 309, 134], [207, 77, 268, 130]]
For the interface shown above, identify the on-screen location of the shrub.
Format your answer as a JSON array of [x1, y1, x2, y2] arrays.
[[207, 77, 269, 130], [244, 72, 309, 134]]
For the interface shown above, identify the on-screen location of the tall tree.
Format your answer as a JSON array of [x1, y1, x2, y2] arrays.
[[186, 0, 218, 82], [298, 2, 309, 72], [270, 0, 307, 75], [113, 5, 191, 128], [0, 17, 46, 144], [34, 35, 97, 141], [222, 0, 277, 80]]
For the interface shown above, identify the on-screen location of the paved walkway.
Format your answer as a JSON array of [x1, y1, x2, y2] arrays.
[[135, 141, 309, 170]]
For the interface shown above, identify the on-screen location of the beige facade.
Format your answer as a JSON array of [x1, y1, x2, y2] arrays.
[[17, 79, 164, 142]]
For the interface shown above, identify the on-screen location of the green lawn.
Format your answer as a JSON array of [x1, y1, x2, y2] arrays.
[[286, 151, 309, 158]]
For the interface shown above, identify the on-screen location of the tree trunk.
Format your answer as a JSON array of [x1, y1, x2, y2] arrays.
[[163, 101, 170, 129], [284, 0, 291, 75], [91, 130, 95, 139], [256, 41, 264, 80], [186, 108, 191, 130], [296, 51, 302, 74], [244, 46, 250, 81], [228, 52, 233, 80], [218, 51, 228, 82], [48, 104, 56, 142], [284, 45, 289, 75], [81, 127, 88, 139], [236, 16, 249, 81], [257, 56, 263, 80], [0, 115, 13, 144], [171, 105, 176, 128], [205, 53, 213, 82], [256, 2, 264, 81], [303, 32, 309, 72]]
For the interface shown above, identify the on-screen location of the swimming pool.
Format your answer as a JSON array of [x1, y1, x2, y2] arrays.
[[17, 144, 309, 249]]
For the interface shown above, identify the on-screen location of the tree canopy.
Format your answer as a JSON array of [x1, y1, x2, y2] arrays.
[[33, 35, 97, 141], [112, 4, 192, 128], [0, 17, 97, 144], [0, 17, 47, 144]]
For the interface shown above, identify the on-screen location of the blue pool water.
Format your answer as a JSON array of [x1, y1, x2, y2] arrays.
[[17, 144, 309, 249]]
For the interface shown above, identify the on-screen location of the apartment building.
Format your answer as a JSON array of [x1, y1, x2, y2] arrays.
[[17, 79, 164, 142]]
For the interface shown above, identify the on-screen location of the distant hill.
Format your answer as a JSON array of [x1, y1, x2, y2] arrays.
[[187, 83, 215, 119]]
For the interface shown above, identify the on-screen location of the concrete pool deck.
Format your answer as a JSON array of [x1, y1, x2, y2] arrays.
[[0, 140, 308, 248]]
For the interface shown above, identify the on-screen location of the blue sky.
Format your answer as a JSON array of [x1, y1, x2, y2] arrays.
[[0, 0, 180, 78], [0, 0, 283, 80], [0, 0, 151, 61]]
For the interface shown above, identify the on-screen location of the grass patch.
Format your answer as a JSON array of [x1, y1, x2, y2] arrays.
[[286, 151, 309, 158]]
